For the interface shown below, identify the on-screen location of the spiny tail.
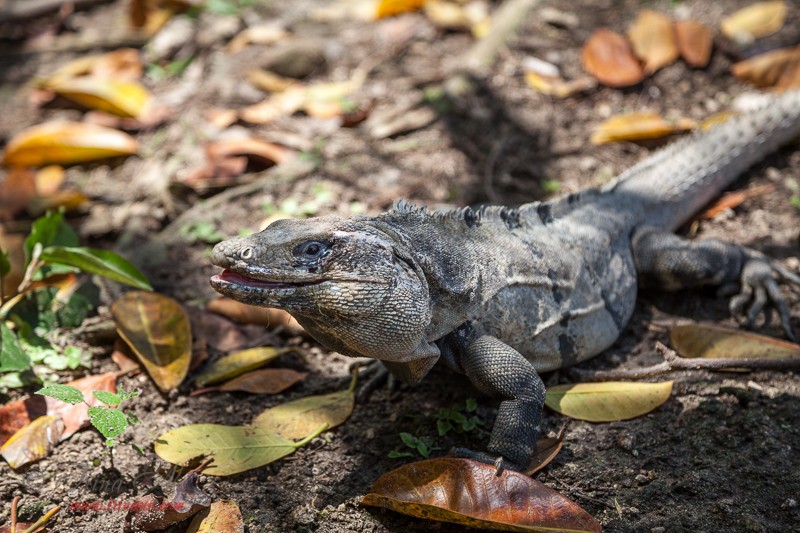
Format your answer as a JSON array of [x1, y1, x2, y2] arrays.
[[605, 89, 800, 231]]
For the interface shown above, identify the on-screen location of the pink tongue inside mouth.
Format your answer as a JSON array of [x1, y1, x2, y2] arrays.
[[215, 269, 310, 289]]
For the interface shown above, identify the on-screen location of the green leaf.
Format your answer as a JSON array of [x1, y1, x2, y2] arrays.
[[37, 383, 85, 404], [0, 372, 26, 390], [40, 246, 152, 290], [93, 390, 122, 406], [387, 450, 415, 459], [0, 247, 10, 277], [416, 440, 430, 458], [437, 419, 452, 437], [465, 398, 477, 412], [24, 211, 79, 266], [87, 406, 128, 439], [400, 432, 417, 449], [0, 322, 30, 372]]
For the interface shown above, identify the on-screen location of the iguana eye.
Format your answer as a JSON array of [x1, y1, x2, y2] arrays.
[[295, 241, 327, 260]]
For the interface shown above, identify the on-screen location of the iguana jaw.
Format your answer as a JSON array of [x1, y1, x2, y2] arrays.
[[211, 269, 325, 291]]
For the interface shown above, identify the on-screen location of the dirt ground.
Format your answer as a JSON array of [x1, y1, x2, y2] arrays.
[[1, 0, 799, 531]]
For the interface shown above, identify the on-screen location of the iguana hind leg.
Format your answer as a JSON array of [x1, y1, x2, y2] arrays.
[[440, 327, 545, 471], [632, 226, 800, 340]]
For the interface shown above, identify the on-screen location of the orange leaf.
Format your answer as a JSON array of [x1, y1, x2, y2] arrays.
[[591, 112, 696, 144], [376, 0, 426, 19], [363, 458, 601, 532], [581, 29, 645, 88], [525, 421, 570, 476], [0, 415, 63, 469], [674, 19, 712, 68], [42, 77, 151, 118], [731, 45, 800, 89], [206, 138, 294, 167], [111, 291, 192, 392], [2, 122, 139, 167], [699, 184, 776, 219], [191, 368, 307, 396], [0, 167, 36, 219], [34, 165, 65, 196], [627, 10, 679, 74], [46, 49, 143, 83]]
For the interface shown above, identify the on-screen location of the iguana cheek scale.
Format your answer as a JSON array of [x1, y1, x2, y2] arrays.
[[210, 89, 800, 472]]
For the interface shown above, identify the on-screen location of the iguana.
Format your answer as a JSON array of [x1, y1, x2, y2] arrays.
[[210, 89, 800, 472]]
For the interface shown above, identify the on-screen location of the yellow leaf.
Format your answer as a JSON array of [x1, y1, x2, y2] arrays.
[[154, 422, 326, 476], [627, 9, 679, 73], [111, 291, 191, 392], [0, 415, 63, 469], [591, 112, 696, 144], [252, 388, 354, 440], [2, 122, 139, 167], [670, 324, 800, 360], [193, 346, 291, 387], [43, 77, 151, 118], [721, 1, 786, 43], [376, 0, 426, 19], [524, 71, 596, 98], [545, 381, 673, 422]]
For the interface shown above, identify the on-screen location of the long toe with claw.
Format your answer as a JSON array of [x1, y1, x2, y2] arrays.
[[730, 257, 799, 342]]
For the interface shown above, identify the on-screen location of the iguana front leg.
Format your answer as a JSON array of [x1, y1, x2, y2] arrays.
[[633, 226, 800, 340], [439, 325, 546, 472]]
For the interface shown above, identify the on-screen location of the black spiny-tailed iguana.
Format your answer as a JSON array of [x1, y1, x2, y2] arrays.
[[210, 89, 800, 472]]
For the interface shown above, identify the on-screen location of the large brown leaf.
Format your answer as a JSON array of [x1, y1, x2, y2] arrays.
[[112, 291, 191, 392], [0, 415, 63, 468], [674, 19, 712, 68], [627, 10, 679, 73], [581, 29, 645, 87], [363, 458, 601, 532], [731, 45, 800, 90]]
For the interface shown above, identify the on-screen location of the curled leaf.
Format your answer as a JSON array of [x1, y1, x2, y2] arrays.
[[731, 45, 800, 90], [591, 112, 696, 144], [112, 291, 191, 392], [675, 19, 712, 68], [581, 29, 645, 87], [363, 458, 601, 532], [699, 184, 775, 219], [670, 323, 800, 360], [42, 77, 150, 118], [721, 1, 786, 43], [545, 381, 673, 422], [194, 346, 291, 387], [627, 9, 679, 73], [2, 122, 139, 167]]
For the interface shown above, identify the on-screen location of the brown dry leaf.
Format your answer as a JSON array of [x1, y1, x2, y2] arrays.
[[363, 458, 601, 532], [376, 0, 426, 19], [185, 307, 258, 353], [0, 229, 25, 297], [721, 1, 786, 43], [46, 49, 143, 83], [112, 339, 141, 373], [0, 415, 63, 469], [627, 9, 679, 73], [0, 395, 47, 446], [227, 24, 290, 53], [191, 368, 307, 396], [124, 470, 210, 532], [207, 297, 303, 332], [206, 138, 294, 167], [670, 323, 800, 360], [247, 69, 302, 93], [0, 167, 36, 219], [525, 422, 570, 476], [239, 88, 306, 125], [111, 291, 192, 392], [545, 382, 673, 422], [524, 71, 597, 98], [675, 19, 712, 68], [699, 184, 775, 219], [731, 45, 800, 89], [581, 29, 646, 87], [2, 122, 139, 167], [591, 112, 696, 145], [186, 500, 244, 533], [42, 77, 151, 119]]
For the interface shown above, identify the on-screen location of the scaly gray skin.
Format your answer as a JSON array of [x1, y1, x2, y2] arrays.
[[210, 89, 800, 472]]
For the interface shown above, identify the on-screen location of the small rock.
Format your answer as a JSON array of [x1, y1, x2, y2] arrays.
[[782, 498, 798, 509], [147, 17, 195, 62], [262, 39, 327, 79], [540, 7, 579, 28], [634, 474, 650, 485], [196, 12, 242, 49]]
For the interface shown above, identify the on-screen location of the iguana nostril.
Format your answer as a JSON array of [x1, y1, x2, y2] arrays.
[[241, 247, 254, 259]]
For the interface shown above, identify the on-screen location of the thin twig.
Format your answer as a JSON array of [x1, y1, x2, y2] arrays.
[[568, 341, 800, 382], [10, 496, 20, 533], [21, 505, 61, 533]]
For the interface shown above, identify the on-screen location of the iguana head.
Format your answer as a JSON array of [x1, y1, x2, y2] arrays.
[[209, 216, 434, 362]]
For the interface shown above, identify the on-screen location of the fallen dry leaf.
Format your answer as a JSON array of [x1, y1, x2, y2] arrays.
[[2, 121, 139, 167], [523, 57, 597, 98], [0, 415, 63, 469], [186, 500, 244, 533], [525, 422, 570, 476], [670, 323, 800, 360], [206, 297, 303, 332], [581, 28, 646, 87], [0, 167, 36, 219], [227, 23, 290, 54], [627, 9, 679, 74], [185, 307, 259, 353], [699, 184, 776, 219], [191, 368, 307, 396], [46, 49, 143, 83], [252, 386, 354, 440], [112, 291, 192, 392], [675, 19, 712, 68], [363, 458, 601, 532], [41, 77, 151, 119], [731, 45, 800, 90], [721, 0, 786, 43], [591, 112, 696, 144], [376, 0, 426, 19], [545, 381, 673, 422], [124, 470, 210, 532], [194, 346, 291, 388]]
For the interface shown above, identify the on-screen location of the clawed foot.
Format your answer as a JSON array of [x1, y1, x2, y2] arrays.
[[449, 447, 522, 476], [729, 256, 800, 342], [348, 360, 396, 402]]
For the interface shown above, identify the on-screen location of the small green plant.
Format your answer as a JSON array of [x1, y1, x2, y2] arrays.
[[146, 56, 194, 81], [791, 196, 800, 210], [388, 399, 485, 459], [179, 220, 225, 245], [435, 398, 484, 437], [37, 384, 140, 448], [388, 432, 437, 459]]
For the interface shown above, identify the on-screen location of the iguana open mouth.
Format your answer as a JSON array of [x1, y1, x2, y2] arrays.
[[211, 269, 324, 289]]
